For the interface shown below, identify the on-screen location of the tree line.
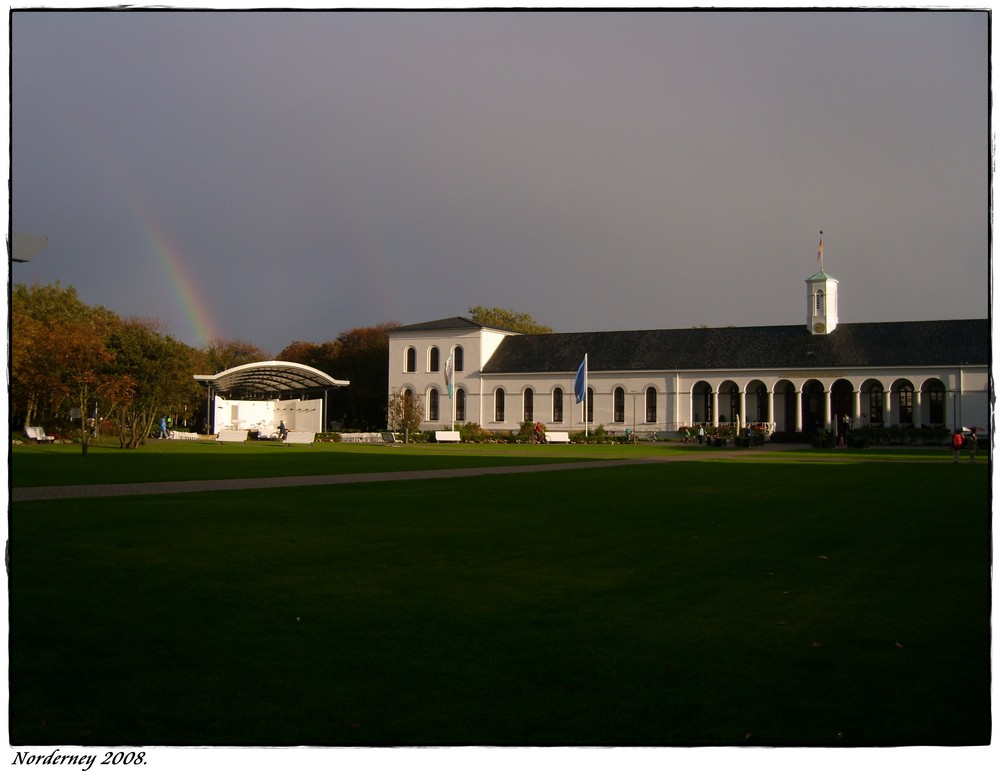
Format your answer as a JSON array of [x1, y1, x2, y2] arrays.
[[10, 282, 550, 452]]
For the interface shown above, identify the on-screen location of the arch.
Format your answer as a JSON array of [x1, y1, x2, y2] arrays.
[[892, 378, 915, 425], [428, 346, 440, 373], [613, 386, 625, 423], [404, 347, 416, 373], [691, 380, 713, 424], [452, 345, 464, 372], [718, 379, 740, 423], [552, 387, 565, 423], [831, 378, 854, 437], [494, 388, 506, 422], [645, 386, 657, 423], [523, 387, 534, 422], [772, 379, 796, 433], [921, 378, 946, 426], [745, 379, 769, 423], [455, 387, 466, 422], [428, 388, 440, 421], [860, 378, 885, 426], [801, 379, 825, 433]]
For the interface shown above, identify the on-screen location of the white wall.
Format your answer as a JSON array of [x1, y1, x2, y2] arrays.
[[213, 397, 323, 434]]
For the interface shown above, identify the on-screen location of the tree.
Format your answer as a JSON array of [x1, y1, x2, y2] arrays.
[[467, 306, 552, 334], [278, 324, 398, 430], [49, 311, 118, 455], [103, 319, 201, 448], [11, 282, 108, 430], [199, 338, 271, 373], [331, 323, 399, 430], [11, 282, 120, 453], [387, 390, 423, 437], [276, 340, 342, 372]]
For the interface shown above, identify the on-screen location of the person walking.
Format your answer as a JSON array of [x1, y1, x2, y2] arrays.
[[952, 429, 964, 463], [967, 429, 978, 463]]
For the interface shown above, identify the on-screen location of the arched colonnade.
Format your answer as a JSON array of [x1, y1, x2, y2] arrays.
[[690, 376, 949, 434]]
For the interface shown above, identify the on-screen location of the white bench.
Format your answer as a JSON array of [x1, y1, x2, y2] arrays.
[[283, 431, 315, 445], [381, 431, 402, 444], [545, 431, 571, 443], [434, 431, 461, 443], [215, 430, 248, 443], [25, 426, 55, 443]]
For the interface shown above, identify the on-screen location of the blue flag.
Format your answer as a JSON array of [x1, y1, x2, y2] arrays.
[[574, 354, 587, 404]]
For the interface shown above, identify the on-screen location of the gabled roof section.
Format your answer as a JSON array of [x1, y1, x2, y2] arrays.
[[480, 319, 989, 374], [391, 316, 521, 334], [195, 360, 349, 399]]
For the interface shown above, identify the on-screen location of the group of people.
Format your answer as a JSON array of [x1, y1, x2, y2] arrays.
[[952, 428, 979, 463]]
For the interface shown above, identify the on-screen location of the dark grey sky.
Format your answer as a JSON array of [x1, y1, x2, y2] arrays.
[[9, 9, 990, 355]]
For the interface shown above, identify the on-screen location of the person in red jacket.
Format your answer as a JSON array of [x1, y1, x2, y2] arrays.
[[952, 429, 965, 463]]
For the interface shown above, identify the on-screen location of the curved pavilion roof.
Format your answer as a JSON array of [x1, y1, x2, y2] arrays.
[[194, 360, 349, 400]]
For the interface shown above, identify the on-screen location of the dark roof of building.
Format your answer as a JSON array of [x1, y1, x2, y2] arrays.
[[480, 319, 990, 374], [392, 316, 520, 334]]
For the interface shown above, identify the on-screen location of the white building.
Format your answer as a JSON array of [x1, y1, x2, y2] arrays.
[[388, 269, 989, 438]]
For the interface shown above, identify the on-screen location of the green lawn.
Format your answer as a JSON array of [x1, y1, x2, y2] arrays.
[[8, 445, 992, 746], [10, 437, 964, 487]]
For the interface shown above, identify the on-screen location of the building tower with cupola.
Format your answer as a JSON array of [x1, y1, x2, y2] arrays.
[[806, 269, 839, 334], [806, 235, 838, 334]]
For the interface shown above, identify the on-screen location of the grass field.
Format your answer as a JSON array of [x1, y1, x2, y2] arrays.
[[8, 441, 992, 747]]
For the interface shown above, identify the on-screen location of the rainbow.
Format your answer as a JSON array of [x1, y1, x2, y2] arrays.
[[83, 132, 223, 348], [134, 205, 223, 347]]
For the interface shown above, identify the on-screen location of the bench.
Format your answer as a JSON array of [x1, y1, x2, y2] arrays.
[[283, 431, 315, 445], [434, 431, 461, 443], [25, 426, 55, 443], [215, 430, 248, 443], [545, 431, 571, 443], [381, 431, 402, 444]]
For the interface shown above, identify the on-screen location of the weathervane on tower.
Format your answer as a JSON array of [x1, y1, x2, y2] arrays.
[[817, 230, 824, 272]]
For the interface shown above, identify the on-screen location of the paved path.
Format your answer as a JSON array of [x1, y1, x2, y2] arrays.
[[11, 450, 763, 502], [11, 458, 666, 502], [15, 443, 941, 503]]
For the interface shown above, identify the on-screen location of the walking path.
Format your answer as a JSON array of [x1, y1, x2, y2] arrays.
[[12, 443, 955, 502], [12, 449, 761, 502]]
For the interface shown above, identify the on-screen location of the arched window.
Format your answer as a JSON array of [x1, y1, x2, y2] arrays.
[[404, 347, 416, 373], [898, 383, 914, 425], [523, 388, 534, 422], [645, 387, 657, 423], [587, 387, 594, 423], [756, 385, 769, 421], [553, 388, 564, 423], [453, 346, 464, 372], [429, 388, 439, 421], [614, 387, 625, 423], [929, 382, 945, 425], [495, 388, 505, 422], [456, 388, 466, 422], [868, 384, 884, 425], [429, 347, 440, 372]]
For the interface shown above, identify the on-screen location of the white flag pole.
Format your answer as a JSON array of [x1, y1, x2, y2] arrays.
[[584, 353, 588, 438]]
